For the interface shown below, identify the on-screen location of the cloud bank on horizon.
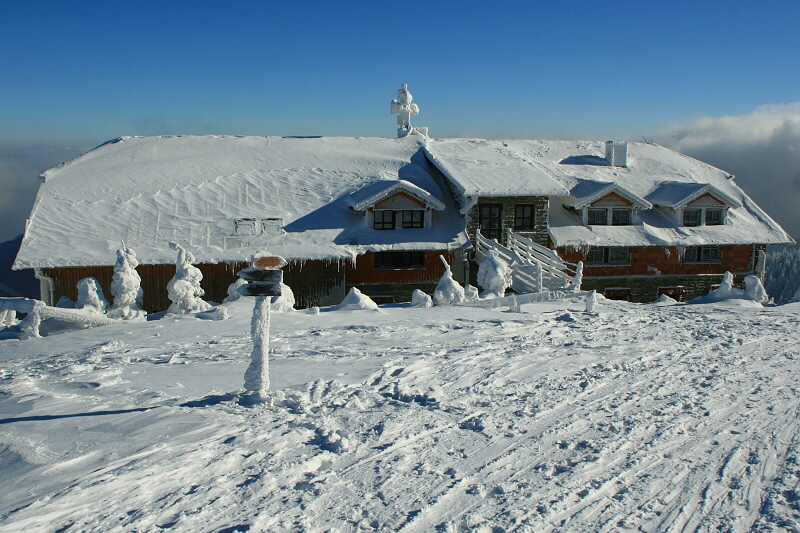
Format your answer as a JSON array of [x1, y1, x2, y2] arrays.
[[650, 103, 800, 243]]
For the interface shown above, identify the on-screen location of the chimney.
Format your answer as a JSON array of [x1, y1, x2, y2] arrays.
[[606, 141, 628, 167]]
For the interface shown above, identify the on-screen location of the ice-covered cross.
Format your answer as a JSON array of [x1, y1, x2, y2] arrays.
[[391, 84, 427, 138]]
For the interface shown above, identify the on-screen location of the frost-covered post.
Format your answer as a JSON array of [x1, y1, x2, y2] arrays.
[[572, 261, 584, 291], [238, 252, 286, 402]]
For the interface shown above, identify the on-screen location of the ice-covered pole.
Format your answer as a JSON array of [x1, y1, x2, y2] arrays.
[[238, 252, 286, 402]]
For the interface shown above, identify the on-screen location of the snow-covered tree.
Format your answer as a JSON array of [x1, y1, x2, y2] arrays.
[[464, 284, 479, 302], [107, 247, 146, 320], [433, 256, 465, 305], [477, 250, 511, 298], [76, 277, 108, 314], [166, 243, 212, 315]]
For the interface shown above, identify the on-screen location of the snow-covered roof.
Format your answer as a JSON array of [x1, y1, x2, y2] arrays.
[[645, 181, 742, 209], [14, 135, 469, 268], [562, 180, 652, 209], [493, 139, 791, 248], [422, 140, 570, 198], [14, 136, 792, 269], [349, 178, 445, 211]]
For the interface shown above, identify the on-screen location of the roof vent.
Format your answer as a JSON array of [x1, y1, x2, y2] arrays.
[[606, 141, 628, 167]]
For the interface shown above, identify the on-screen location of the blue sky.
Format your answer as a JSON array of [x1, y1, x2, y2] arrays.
[[1, 0, 799, 242]]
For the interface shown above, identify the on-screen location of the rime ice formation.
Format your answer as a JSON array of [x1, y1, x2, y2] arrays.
[[166, 243, 212, 315], [744, 275, 768, 304], [477, 250, 512, 298], [243, 296, 271, 399], [271, 282, 295, 313], [689, 271, 768, 305], [391, 84, 428, 138], [410, 289, 433, 308], [223, 279, 248, 303], [107, 247, 146, 320], [464, 284, 480, 302], [76, 277, 108, 314], [433, 256, 465, 305], [585, 290, 597, 313], [334, 288, 379, 311]]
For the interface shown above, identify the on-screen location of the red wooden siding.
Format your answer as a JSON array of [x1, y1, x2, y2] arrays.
[[345, 251, 455, 285], [557, 245, 756, 277]]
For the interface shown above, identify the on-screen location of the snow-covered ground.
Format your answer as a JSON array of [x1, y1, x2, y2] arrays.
[[2, 296, 800, 532]]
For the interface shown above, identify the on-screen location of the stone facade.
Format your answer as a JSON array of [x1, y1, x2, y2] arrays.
[[578, 273, 748, 303], [466, 196, 550, 247]]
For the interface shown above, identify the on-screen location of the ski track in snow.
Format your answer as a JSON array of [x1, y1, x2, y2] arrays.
[[1, 300, 800, 532]]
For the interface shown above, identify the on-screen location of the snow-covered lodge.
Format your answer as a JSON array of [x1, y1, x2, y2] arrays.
[[13, 87, 794, 309]]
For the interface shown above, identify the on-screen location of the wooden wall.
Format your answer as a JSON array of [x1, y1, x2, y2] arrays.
[[557, 245, 757, 277], [42, 259, 346, 313]]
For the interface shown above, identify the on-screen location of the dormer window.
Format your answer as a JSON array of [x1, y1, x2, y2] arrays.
[[402, 210, 424, 228], [683, 209, 702, 226], [611, 209, 631, 226], [374, 210, 395, 230], [350, 178, 445, 231], [587, 208, 607, 225], [705, 209, 723, 225]]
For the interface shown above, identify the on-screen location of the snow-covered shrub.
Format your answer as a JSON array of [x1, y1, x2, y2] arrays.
[[477, 250, 511, 298], [410, 289, 432, 308], [107, 247, 146, 320], [334, 287, 379, 311], [76, 277, 108, 314], [222, 278, 247, 303], [271, 282, 295, 312], [166, 243, 212, 315], [464, 284, 480, 302], [764, 246, 800, 304], [434, 256, 465, 305]]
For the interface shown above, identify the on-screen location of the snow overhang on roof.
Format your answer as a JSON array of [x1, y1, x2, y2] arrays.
[[349, 178, 445, 212], [645, 182, 742, 209], [422, 140, 570, 198], [563, 180, 653, 210]]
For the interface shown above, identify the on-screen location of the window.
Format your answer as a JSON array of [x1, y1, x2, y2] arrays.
[[479, 204, 502, 240], [683, 209, 702, 226], [682, 246, 720, 263], [374, 251, 425, 269], [235, 218, 259, 235], [373, 210, 395, 230], [705, 209, 723, 225], [586, 247, 630, 265], [611, 209, 631, 226], [402, 210, 424, 228], [587, 208, 607, 225], [514, 205, 534, 231]]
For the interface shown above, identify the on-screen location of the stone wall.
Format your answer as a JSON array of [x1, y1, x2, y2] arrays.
[[466, 196, 550, 247]]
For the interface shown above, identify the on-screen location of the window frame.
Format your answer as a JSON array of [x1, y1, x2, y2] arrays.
[[514, 204, 535, 231], [682, 208, 702, 227], [682, 246, 721, 263], [585, 247, 630, 265], [705, 208, 723, 225], [401, 210, 424, 229], [587, 208, 608, 226], [479, 204, 503, 240], [373, 251, 426, 270], [611, 208, 632, 226], [373, 210, 395, 230]]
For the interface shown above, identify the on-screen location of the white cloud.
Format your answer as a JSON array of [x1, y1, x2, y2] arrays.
[[650, 104, 800, 244]]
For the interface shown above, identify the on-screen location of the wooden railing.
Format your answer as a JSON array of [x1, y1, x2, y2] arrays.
[[475, 230, 583, 293]]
